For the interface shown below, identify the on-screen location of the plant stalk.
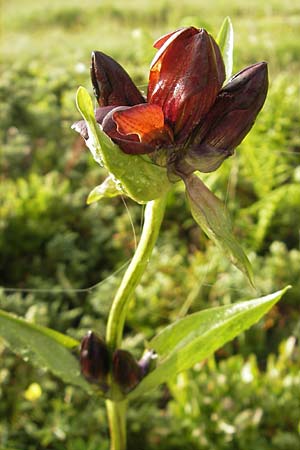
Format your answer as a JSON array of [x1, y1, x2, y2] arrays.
[[105, 194, 168, 450], [106, 194, 167, 349], [106, 400, 127, 450]]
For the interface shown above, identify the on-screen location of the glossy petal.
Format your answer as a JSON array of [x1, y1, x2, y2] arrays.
[[148, 27, 225, 142], [113, 103, 173, 144], [91, 51, 145, 107], [186, 62, 268, 172], [101, 105, 162, 154], [148, 28, 195, 92]]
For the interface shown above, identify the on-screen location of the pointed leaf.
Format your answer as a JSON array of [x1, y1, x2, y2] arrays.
[[0, 309, 92, 393], [87, 175, 122, 204], [216, 16, 234, 81], [129, 287, 290, 399], [184, 173, 254, 285], [76, 87, 171, 204]]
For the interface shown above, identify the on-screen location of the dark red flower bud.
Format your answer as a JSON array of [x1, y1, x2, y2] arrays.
[[80, 331, 110, 390], [148, 27, 225, 143], [185, 62, 268, 173], [91, 51, 145, 107], [112, 349, 143, 393]]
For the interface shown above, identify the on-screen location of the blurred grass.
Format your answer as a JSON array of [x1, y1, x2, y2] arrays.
[[3, 0, 300, 75]]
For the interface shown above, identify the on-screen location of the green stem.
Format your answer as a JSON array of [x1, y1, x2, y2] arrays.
[[105, 194, 167, 450], [106, 194, 167, 349], [106, 400, 127, 450]]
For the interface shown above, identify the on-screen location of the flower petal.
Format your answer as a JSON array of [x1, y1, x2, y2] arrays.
[[113, 103, 173, 145], [152, 27, 186, 50], [187, 62, 268, 171], [101, 105, 168, 155], [91, 51, 145, 107], [148, 27, 225, 142]]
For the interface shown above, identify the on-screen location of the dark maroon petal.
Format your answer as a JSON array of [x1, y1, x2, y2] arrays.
[[112, 349, 143, 393], [148, 27, 225, 143], [186, 62, 268, 172], [80, 331, 110, 390], [71, 106, 115, 140], [174, 144, 234, 175], [91, 51, 145, 107]]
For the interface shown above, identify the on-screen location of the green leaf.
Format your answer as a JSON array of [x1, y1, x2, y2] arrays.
[[0, 309, 92, 394], [184, 173, 254, 285], [76, 87, 171, 204], [216, 16, 234, 81], [129, 287, 290, 399], [87, 175, 122, 204]]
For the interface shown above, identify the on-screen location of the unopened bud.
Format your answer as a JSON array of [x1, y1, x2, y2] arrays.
[[148, 27, 225, 143], [112, 349, 143, 393], [185, 62, 268, 173], [91, 51, 145, 107], [80, 331, 110, 391]]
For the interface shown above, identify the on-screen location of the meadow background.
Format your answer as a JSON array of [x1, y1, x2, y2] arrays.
[[1, 0, 300, 449]]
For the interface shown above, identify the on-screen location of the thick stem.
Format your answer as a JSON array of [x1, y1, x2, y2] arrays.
[[105, 194, 167, 450]]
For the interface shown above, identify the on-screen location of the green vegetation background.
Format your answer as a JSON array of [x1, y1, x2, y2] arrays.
[[1, 0, 300, 449]]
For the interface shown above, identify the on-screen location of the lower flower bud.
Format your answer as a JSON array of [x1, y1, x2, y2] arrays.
[[80, 331, 110, 391], [112, 349, 143, 393]]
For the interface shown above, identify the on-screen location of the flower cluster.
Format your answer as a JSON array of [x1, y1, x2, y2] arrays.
[[74, 26, 268, 179], [73, 24, 268, 283], [80, 331, 155, 395]]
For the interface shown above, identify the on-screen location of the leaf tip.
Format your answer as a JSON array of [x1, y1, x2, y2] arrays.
[[75, 85, 85, 105], [86, 194, 93, 205], [282, 285, 292, 294]]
